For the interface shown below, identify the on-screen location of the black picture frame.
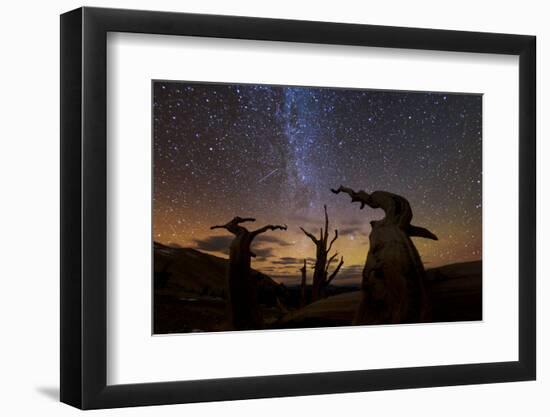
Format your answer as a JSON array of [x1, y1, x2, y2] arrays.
[[60, 6, 536, 410]]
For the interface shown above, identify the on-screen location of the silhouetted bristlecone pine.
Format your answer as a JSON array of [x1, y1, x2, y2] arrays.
[[300, 205, 344, 302], [210, 217, 287, 330], [299, 259, 307, 308], [331, 186, 438, 325]]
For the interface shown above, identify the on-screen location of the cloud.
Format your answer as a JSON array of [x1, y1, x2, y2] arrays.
[[270, 256, 305, 266], [255, 234, 292, 247], [193, 235, 233, 253], [194, 231, 291, 258], [335, 264, 364, 281], [253, 247, 275, 258], [193, 237, 275, 258], [339, 226, 365, 235]]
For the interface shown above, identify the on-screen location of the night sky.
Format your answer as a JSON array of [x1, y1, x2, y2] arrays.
[[153, 81, 482, 285]]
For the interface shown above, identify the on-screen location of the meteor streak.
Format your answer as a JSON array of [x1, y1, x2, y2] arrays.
[[258, 168, 278, 183]]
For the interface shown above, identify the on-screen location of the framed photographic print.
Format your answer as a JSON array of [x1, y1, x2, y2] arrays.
[[60, 7, 536, 409]]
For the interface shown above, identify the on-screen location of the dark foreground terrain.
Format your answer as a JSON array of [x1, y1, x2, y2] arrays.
[[153, 242, 482, 334], [278, 261, 482, 328]]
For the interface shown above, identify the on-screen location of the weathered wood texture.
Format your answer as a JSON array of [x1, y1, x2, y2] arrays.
[[332, 186, 438, 324], [211, 217, 286, 330]]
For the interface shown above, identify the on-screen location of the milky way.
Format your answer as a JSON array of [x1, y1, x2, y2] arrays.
[[153, 81, 482, 284]]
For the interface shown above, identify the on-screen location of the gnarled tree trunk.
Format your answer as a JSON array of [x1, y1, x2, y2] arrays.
[[331, 186, 438, 325], [211, 217, 286, 330]]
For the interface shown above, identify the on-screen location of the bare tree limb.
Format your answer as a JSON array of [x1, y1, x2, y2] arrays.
[[407, 224, 438, 240], [328, 252, 339, 263], [325, 252, 338, 275], [252, 224, 287, 237], [327, 229, 338, 253], [300, 227, 319, 243], [331, 185, 372, 209], [210, 225, 226, 230], [300, 259, 307, 274], [300, 205, 342, 301], [326, 256, 344, 286], [323, 205, 329, 244], [211, 216, 256, 231], [234, 217, 256, 224]]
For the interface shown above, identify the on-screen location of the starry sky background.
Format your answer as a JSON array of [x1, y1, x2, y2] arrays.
[[153, 81, 482, 285]]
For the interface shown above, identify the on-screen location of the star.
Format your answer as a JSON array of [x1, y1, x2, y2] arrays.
[[153, 81, 482, 283]]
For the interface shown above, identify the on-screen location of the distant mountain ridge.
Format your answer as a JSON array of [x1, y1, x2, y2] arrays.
[[154, 241, 285, 302]]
